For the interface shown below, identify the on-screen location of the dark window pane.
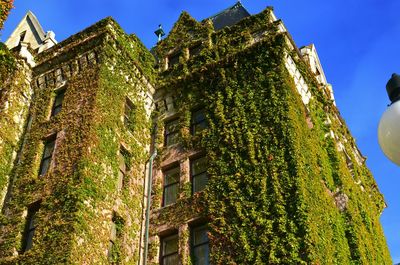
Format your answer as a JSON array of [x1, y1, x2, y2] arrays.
[[118, 148, 129, 190], [193, 123, 207, 134], [24, 230, 34, 251], [166, 133, 178, 146], [191, 157, 208, 193], [164, 184, 178, 206], [193, 245, 209, 265], [54, 94, 63, 106], [22, 203, 40, 252], [39, 158, 51, 176], [192, 157, 207, 176], [163, 235, 178, 255], [39, 137, 56, 176], [169, 53, 181, 67], [164, 167, 180, 185], [51, 90, 65, 116], [162, 234, 179, 265], [191, 109, 207, 135], [52, 105, 62, 116], [124, 97, 134, 128], [163, 254, 179, 265], [192, 110, 205, 124], [192, 226, 210, 265], [165, 119, 179, 146], [190, 44, 202, 57], [193, 173, 208, 193], [163, 166, 179, 206], [193, 226, 208, 245], [43, 141, 55, 159]]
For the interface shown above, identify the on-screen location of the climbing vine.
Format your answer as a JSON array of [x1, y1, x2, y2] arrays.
[[0, 0, 13, 31], [151, 7, 392, 265], [0, 5, 392, 265], [0, 18, 155, 264]]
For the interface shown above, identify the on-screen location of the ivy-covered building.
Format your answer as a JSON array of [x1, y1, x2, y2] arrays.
[[0, 2, 392, 264]]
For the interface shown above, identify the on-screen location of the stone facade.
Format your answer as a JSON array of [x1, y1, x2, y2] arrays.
[[0, 3, 392, 265]]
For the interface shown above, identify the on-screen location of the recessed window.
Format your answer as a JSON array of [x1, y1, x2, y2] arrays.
[[21, 202, 40, 253], [19, 31, 26, 45], [191, 156, 208, 194], [118, 147, 129, 191], [108, 214, 124, 264], [46, 72, 55, 87], [168, 52, 181, 68], [38, 135, 56, 176], [189, 44, 202, 57], [55, 68, 63, 83], [165, 119, 179, 146], [51, 89, 65, 117], [161, 234, 179, 265], [124, 97, 134, 129], [191, 109, 207, 135], [163, 166, 180, 206], [191, 225, 210, 265]]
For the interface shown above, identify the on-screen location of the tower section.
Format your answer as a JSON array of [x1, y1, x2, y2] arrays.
[[0, 18, 155, 264], [148, 4, 391, 264]]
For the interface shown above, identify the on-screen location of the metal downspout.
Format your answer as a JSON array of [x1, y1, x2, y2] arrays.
[[143, 150, 157, 265]]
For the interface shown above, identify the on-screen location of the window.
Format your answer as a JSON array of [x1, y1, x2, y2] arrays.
[[54, 68, 63, 83], [19, 31, 26, 45], [38, 136, 56, 176], [46, 72, 55, 87], [124, 98, 135, 129], [51, 89, 65, 117], [124, 97, 134, 129], [21, 202, 40, 253], [191, 109, 207, 135], [163, 166, 180, 206], [108, 214, 124, 264], [164, 119, 179, 146], [168, 52, 181, 68], [189, 44, 202, 57], [191, 225, 210, 265], [161, 234, 179, 265], [118, 147, 129, 191], [191, 156, 208, 194]]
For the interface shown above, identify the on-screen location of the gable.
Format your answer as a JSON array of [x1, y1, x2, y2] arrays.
[[5, 11, 46, 50], [154, 12, 212, 58]]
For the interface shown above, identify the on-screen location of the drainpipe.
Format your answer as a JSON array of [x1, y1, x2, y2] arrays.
[[142, 150, 157, 265]]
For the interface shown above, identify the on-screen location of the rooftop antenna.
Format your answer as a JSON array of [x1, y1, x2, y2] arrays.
[[154, 24, 165, 43]]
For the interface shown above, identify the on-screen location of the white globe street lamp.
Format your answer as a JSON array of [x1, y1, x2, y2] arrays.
[[378, 73, 400, 165]]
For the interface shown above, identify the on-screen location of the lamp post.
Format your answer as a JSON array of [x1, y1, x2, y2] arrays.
[[378, 73, 400, 165]]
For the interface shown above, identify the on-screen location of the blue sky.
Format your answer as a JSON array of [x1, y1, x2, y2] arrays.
[[2, 0, 399, 262]]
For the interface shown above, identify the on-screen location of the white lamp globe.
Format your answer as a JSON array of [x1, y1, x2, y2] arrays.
[[378, 73, 400, 166], [378, 100, 400, 165]]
